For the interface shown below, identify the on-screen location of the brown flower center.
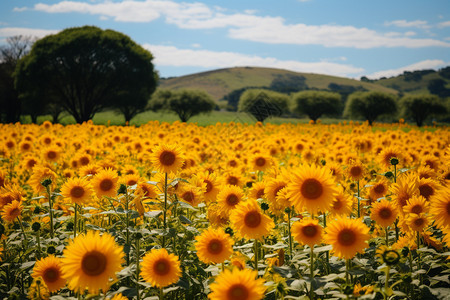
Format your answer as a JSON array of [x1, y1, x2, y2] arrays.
[[350, 166, 362, 178], [70, 186, 85, 198], [227, 284, 249, 300], [99, 179, 113, 192], [373, 184, 386, 195], [446, 202, 450, 215], [333, 199, 343, 210], [81, 251, 107, 276], [205, 180, 213, 193], [182, 191, 195, 203], [301, 179, 323, 200], [153, 259, 170, 276], [226, 194, 239, 206], [207, 239, 223, 255], [160, 151, 176, 166], [255, 157, 266, 167], [411, 205, 423, 215], [227, 176, 239, 186], [378, 207, 392, 220], [302, 224, 318, 237], [244, 211, 262, 228], [43, 267, 59, 283], [47, 151, 57, 160], [337, 229, 356, 246], [419, 184, 433, 199], [256, 189, 265, 199], [414, 218, 424, 228]]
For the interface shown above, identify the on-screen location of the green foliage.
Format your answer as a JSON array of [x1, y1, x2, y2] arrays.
[[0, 36, 34, 123], [427, 79, 450, 98], [238, 89, 289, 122], [269, 74, 308, 93], [149, 89, 216, 122], [399, 94, 448, 126], [292, 90, 342, 121], [344, 91, 398, 125], [14, 26, 157, 123]]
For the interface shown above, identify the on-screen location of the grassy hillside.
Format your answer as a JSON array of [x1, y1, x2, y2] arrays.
[[372, 69, 450, 95], [159, 66, 398, 101]]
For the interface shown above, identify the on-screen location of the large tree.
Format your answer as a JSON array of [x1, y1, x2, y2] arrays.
[[149, 89, 216, 122], [292, 90, 342, 122], [0, 36, 34, 123], [238, 89, 289, 122], [344, 91, 398, 125], [399, 94, 448, 126], [15, 26, 157, 123]]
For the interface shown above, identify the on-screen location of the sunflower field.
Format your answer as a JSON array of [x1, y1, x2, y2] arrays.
[[0, 120, 449, 300]]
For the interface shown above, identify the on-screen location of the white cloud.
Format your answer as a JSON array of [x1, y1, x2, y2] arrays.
[[143, 44, 364, 77], [385, 20, 430, 29], [0, 27, 58, 39], [22, 0, 450, 48], [365, 59, 447, 79], [438, 21, 450, 28]]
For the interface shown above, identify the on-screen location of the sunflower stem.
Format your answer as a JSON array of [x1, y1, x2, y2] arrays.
[[323, 213, 330, 273], [36, 229, 41, 260], [162, 172, 168, 248], [384, 265, 390, 298], [136, 237, 141, 300], [74, 203, 78, 238], [310, 245, 314, 300], [417, 231, 422, 285], [287, 209, 293, 259], [16, 216, 28, 250], [159, 287, 164, 300], [394, 218, 399, 242], [45, 185, 54, 240], [345, 259, 350, 285], [393, 164, 397, 183], [385, 226, 389, 246], [254, 239, 259, 276], [357, 180, 360, 218]]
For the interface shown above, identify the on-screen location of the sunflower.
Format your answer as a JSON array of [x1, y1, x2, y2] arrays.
[[403, 195, 429, 215], [1, 200, 23, 222], [346, 160, 365, 181], [42, 147, 61, 163], [324, 217, 370, 259], [197, 171, 220, 203], [107, 293, 129, 300], [32, 255, 66, 292], [61, 231, 124, 294], [91, 169, 119, 199], [378, 147, 403, 169], [136, 182, 158, 199], [370, 199, 398, 228], [121, 174, 141, 187], [195, 227, 234, 264], [329, 186, 353, 217], [209, 268, 266, 300], [417, 177, 439, 201], [151, 144, 184, 174], [325, 162, 344, 182], [249, 153, 272, 172], [28, 166, 57, 195], [248, 181, 266, 201], [176, 184, 203, 207], [287, 164, 337, 215], [28, 276, 50, 300], [430, 187, 450, 229], [264, 176, 288, 204], [60, 177, 94, 205], [217, 185, 245, 217], [230, 199, 274, 240], [390, 173, 419, 215], [140, 248, 181, 288], [406, 213, 430, 232], [368, 178, 390, 200], [291, 218, 323, 247]]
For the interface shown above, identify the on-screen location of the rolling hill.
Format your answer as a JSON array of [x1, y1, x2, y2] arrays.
[[158, 66, 399, 102]]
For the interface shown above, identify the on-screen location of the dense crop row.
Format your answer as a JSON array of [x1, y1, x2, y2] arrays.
[[0, 120, 449, 299]]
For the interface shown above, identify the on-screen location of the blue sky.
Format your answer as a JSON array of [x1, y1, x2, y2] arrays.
[[1, 0, 449, 79]]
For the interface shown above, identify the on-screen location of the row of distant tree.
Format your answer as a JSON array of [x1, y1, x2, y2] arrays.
[[234, 89, 448, 126], [0, 26, 448, 126]]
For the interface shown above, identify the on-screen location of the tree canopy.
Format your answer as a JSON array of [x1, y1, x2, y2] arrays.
[[149, 89, 216, 122], [0, 36, 34, 123], [238, 89, 289, 122], [399, 94, 448, 126], [14, 26, 157, 123], [344, 91, 398, 125], [292, 90, 342, 121]]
